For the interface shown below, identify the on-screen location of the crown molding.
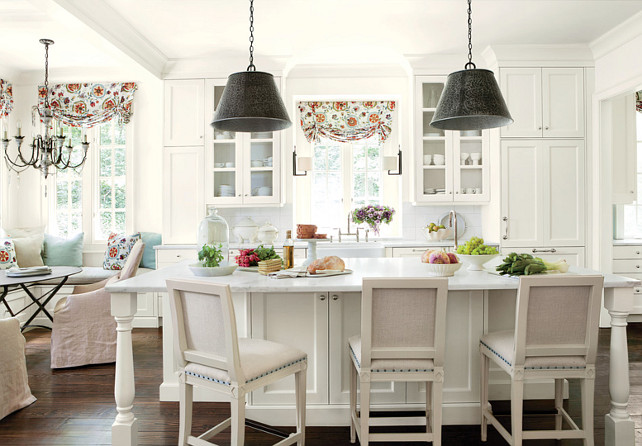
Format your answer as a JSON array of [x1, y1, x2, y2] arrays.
[[483, 44, 594, 67], [590, 10, 642, 60], [50, 0, 168, 78]]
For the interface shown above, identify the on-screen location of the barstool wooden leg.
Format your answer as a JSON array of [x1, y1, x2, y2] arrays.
[[511, 379, 524, 446], [581, 377, 595, 446], [480, 352, 489, 442], [555, 378, 564, 432], [231, 394, 246, 446], [425, 382, 432, 434], [349, 364, 357, 443], [432, 379, 443, 446], [178, 375, 192, 446], [359, 379, 370, 446], [295, 369, 307, 446]]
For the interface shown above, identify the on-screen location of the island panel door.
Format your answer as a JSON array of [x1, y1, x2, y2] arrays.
[[250, 292, 329, 405], [328, 292, 406, 405]]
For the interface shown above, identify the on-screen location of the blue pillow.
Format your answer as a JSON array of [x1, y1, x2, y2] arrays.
[[43, 233, 84, 267], [139, 232, 162, 269]]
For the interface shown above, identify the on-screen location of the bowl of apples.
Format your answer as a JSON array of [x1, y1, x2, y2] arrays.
[[456, 237, 500, 271], [420, 249, 462, 276], [423, 222, 453, 241]]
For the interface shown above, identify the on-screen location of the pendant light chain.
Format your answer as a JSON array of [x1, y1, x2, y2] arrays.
[[44, 41, 50, 107], [465, 0, 476, 69], [247, 0, 256, 71]]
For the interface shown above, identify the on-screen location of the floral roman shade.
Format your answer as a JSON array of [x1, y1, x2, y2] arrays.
[[298, 101, 396, 143], [0, 79, 13, 117], [637, 91, 642, 113], [38, 82, 138, 127]]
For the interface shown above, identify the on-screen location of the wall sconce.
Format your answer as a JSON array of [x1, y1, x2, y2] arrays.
[[293, 146, 312, 176], [384, 146, 402, 175]]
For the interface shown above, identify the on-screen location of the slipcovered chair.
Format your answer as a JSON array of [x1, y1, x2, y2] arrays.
[[50, 240, 145, 369], [479, 275, 603, 446], [349, 277, 449, 445], [0, 317, 36, 420], [166, 278, 307, 446]]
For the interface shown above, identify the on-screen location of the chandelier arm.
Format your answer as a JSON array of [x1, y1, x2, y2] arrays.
[[16, 140, 40, 166], [64, 146, 89, 169], [4, 156, 31, 173]]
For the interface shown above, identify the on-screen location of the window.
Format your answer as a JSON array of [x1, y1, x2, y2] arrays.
[[49, 120, 130, 241], [618, 112, 642, 239]]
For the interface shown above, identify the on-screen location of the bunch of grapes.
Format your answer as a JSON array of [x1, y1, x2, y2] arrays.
[[456, 237, 499, 255], [235, 249, 260, 267]]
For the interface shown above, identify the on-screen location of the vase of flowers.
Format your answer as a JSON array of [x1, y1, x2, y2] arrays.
[[351, 205, 395, 236]]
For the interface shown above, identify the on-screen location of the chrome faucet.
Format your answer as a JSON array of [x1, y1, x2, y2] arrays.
[[449, 210, 458, 251], [333, 213, 362, 242]]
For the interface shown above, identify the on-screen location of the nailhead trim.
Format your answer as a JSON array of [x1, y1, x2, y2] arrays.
[[480, 340, 587, 371], [349, 343, 433, 373], [185, 356, 307, 386]]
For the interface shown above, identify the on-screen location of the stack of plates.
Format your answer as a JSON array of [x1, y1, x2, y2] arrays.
[[218, 184, 234, 197]]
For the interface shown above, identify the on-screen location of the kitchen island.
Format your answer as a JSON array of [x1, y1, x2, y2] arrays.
[[107, 257, 638, 446]]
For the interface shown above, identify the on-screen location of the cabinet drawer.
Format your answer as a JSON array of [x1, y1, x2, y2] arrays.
[[156, 249, 197, 265], [391, 247, 434, 258], [612, 259, 642, 273], [610, 271, 642, 294], [613, 245, 642, 259]]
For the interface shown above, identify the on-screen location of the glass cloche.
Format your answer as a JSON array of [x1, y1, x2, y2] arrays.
[[197, 207, 230, 262]]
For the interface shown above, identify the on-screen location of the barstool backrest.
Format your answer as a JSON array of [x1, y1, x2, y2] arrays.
[[166, 279, 244, 383], [514, 275, 604, 366], [360, 277, 449, 368]]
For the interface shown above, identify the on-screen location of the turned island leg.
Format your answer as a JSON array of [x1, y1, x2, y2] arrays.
[[111, 292, 139, 446], [603, 287, 635, 446]]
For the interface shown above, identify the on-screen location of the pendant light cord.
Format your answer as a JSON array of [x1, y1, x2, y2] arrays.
[[465, 0, 476, 70], [43, 41, 50, 107], [247, 0, 256, 71]]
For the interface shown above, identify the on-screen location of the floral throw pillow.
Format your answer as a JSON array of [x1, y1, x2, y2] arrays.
[[0, 239, 17, 270], [103, 232, 141, 270]]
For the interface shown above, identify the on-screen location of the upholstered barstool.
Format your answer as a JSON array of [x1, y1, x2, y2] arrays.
[[479, 275, 603, 446], [348, 277, 448, 445], [166, 278, 308, 446]]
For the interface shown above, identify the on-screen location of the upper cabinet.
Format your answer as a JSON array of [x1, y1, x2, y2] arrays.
[[204, 79, 281, 206], [500, 68, 584, 138], [414, 76, 490, 204], [164, 79, 205, 146]]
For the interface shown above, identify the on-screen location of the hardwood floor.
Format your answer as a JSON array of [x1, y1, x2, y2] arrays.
[[1, 325, 641, 445]]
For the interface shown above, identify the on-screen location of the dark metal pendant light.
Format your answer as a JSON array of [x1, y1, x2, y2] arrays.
[[430, 0, 513, 130], [211, 0, 291, 132]]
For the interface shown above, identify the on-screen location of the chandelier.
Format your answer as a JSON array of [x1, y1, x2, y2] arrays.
[[2, 39, 89, 179]]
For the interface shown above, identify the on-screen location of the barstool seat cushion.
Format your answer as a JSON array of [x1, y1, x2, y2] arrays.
[[349, 335, 434, 373], [185, 338, 306, 386], [480, 330, 587, 372]]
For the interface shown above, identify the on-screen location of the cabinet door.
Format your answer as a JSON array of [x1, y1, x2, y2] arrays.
[[243, 132, 281, 204], [164, 80, 204, 146], [251, 292, 329, 405], [543, 140, 585, 246], [501, 140, 544, 247], [328, 292, 406, 405], [542, 68, 584, 138], [500, 68, 543, 138], [610, 94, 637, 204], [453, 130, 490, 202], [162, 147, 204, 244], [501, 247, 585, 267]]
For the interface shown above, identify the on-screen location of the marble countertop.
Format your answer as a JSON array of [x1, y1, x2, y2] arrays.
[[613, 239, 642, 246], [108, 257, 638, 294]]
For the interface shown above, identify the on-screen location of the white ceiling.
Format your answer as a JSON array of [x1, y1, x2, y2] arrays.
[[1, 0, 642, 78]]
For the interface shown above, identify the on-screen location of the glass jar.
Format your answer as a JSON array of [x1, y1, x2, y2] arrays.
[[197, 207, 230, 263]]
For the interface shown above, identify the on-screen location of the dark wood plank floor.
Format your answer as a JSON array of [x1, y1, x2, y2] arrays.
[[1, 325, 641, 445]]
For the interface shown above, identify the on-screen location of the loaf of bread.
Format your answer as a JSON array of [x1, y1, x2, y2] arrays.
[[307, 256, 345, 274]]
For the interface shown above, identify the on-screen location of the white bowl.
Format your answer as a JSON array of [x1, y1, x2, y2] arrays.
[[458, 254, 499, 271], [423, 227, 452, 241], [188, 262, 237, 277], [421, 262, 462, 277]]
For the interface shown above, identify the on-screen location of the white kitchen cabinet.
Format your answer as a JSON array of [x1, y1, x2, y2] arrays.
[[162, 147, 204, 244], [164, 79, 205, 146], [501, 140, 585, 248], [612, 245, 642, 316], [500, 246, 585, 267], [415, 77, 490, 204], [204, 79, 282, 206], [609, 94, 637, 204], [500, 68, 584, 138]]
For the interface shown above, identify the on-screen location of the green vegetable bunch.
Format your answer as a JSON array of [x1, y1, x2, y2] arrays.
[[496, 252, 570, 276], [253, 245, 281, 262], [198, 244, 224, 268], [456, 237, 499, 255]]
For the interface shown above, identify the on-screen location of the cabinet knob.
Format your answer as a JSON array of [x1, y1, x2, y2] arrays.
[[331, 294, 339, 301], [636, 251, 640, 255], [545, 126, 549, 130], [244, 194, 248, 197], [538, 126, 542, 130], [319, 294, 326, 301], [631, 191, 635, 194], [637, 265, 640, 269], [455, 191, 459, 194]]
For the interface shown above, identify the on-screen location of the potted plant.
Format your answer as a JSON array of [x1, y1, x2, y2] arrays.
[[189, 244, 237, 276]]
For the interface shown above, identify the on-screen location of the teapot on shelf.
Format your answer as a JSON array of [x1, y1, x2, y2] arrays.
[[257, 222, 279, 244], [232, 217, 259, 243]]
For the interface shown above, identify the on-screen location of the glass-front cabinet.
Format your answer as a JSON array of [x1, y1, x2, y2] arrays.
[[205, 79, 281, 205], [415, 76, 489, 203]]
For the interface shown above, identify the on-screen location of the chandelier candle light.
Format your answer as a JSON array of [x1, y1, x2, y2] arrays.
[[2, 39, 89, 178]]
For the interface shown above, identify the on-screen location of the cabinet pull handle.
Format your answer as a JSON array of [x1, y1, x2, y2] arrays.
[[532, 248, 557, 253], [636, 251, 640, 255], [412, 249, 426, 252], [331, 294, 339, 301], [319, 294, 326, 301], [502, 216, 509, 240]]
